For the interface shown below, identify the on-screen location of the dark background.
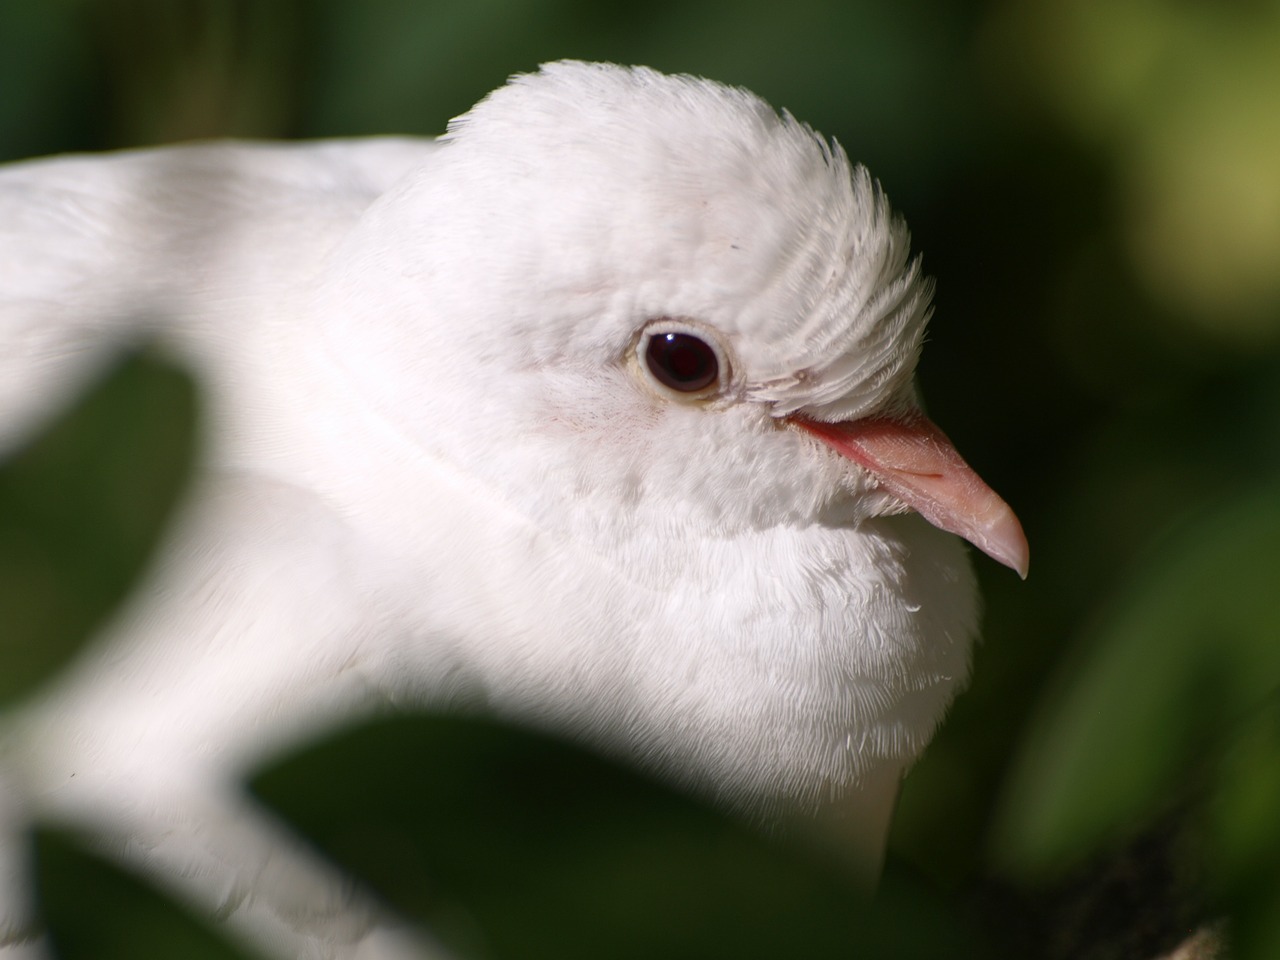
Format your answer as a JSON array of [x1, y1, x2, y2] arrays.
[[2, 2, 1278, 958]]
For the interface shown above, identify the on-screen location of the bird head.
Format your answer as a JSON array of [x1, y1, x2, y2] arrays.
[[318, 61, 1026, 579]]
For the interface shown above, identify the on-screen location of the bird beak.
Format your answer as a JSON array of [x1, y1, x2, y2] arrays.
[[790, 414, 1029, 578]]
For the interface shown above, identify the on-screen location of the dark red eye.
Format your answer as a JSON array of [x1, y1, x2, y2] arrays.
[[644, 332, 720, 393]]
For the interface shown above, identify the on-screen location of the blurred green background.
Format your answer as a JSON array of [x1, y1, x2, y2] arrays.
[[2, 1, 1279, 958]]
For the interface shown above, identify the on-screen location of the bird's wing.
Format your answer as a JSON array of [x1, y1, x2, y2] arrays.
[[0, 139, 449, 959], [2, 469, 455, 958], [0, 137, 440, 455]]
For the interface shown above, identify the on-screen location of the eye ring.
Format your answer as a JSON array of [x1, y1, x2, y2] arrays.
[[635, 320, 729, 402]]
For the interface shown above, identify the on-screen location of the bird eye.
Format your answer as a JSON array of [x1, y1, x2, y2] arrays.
[[647, 332, 718, 392], [641, 328, 724, 398]]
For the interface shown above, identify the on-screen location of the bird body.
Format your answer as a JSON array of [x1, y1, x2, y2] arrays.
[[0, 62, 1025, 958]]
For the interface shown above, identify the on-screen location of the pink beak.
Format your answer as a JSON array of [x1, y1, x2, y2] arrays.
[[791, 414, 1029, 578]]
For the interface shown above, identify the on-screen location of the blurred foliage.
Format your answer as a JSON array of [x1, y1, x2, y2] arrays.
[[0, 351, 197, 706], [252, 714, 983, 960], [36, 830, 259, 960], [986, 0, 1280, 341], [1, 1, 1279, 958], [997, 488, 1280, 872], [996, 486, 1280, 959]]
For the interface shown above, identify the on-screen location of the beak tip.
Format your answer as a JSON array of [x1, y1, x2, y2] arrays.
[[983, 512, 1029, 580]]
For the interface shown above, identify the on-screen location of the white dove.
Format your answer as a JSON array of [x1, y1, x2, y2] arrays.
[[0, 61, 1027, 959]]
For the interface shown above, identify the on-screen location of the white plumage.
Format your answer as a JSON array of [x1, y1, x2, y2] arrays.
[[0, 62, 1026, 958]]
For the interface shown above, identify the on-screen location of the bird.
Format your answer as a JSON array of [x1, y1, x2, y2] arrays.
[[0, 61, 1027, 959]]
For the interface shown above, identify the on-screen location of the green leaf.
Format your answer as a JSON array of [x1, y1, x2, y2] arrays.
[[1207, 698, 1280, 960], [992, 486, 1280, 877], [34, 829, 260, 960], [0, 350, 197, 706], [252, 712, 985, 960]]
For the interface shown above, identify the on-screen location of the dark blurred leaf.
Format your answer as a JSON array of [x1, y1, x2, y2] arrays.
[[302, 0, 977, 203], [88, 0, 303, 144], [34, 829, 260, 960], [0, 350, 197, 706], [0, 4, 101, 161], [1207, 698, 1280, 960], [252, 712, 986, 960], [993, 486, 1280, 877]]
